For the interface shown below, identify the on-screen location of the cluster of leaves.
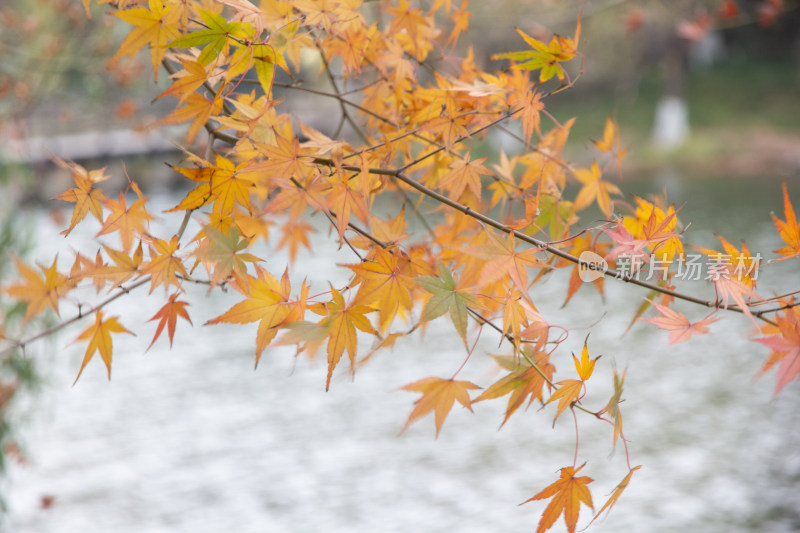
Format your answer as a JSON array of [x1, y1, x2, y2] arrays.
[[1, 1, 799, 531]]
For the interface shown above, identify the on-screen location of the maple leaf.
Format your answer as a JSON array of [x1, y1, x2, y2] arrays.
[[168, 155, 255, 216], [572, 339, 599, 381], [770, 181, 800, 261], [206, 266, 289, 365], [620, 197, 683, 263], [110, 0, 181, 81], [168, 8, 244, 64], [587, 466, 642, 527], [193, 225, 261, 287], [695, 236, 761, 323], [488, 150, 519, 210], [326, 171, 371, 241], [251, 136, 313, 181], [96, 182, 154, 253], [155, 59, 210, 104], [159, 92, 224, 144], [415, 263, 480, 345], [445, 2, 470, 47], [518, 90, 544, 145], [277, 220, 314, 263], [695, 235, 760, 287], [321, 287, 376, 390], [473, 348, 555, 426], [439, 154, 492, 201], [604, 367, 626, 449], [385, 0, 430, 43], [641, 299, 719, 345], [545, 379, 584, 424], [141, 235, 187, 294], [755, 308, 800, 396], [493, 16, 581, 83], [346, 248, 415, 332], [522, 464, 593, 533], [592, 117, 617, 152], [73, 311, 134, 383], [559, 234, 608, 307], [147, 293, 192, 350], [573, 161, 621, 218], [472, 230, 549, 291], [52, 158, 109, 236], [400, 377, 480, 437], [5, 257, 73, 322], [70, 250, 107, 294], [99, 243, 143, 288]]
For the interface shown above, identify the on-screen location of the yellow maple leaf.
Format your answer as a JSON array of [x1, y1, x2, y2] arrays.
[[573, 161, 621, 218], [141, 235, 187, 294], [110, 0, 182, 81], [321, 287, 376, 390], [73, 311, 134, 383], [5, 258, 73, 322], [346, 248, 415, 332], [206, 266, 290, 365]]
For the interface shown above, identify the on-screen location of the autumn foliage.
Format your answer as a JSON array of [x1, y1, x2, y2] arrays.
[[2, 0, 799, 531]]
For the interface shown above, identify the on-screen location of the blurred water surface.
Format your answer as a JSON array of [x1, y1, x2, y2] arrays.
[[4, 175, 800, 532]]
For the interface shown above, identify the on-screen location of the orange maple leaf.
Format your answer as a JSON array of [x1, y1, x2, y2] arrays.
[[770, 181, 800, 260], [400, 376, 480, 437], [472, 230, 549, 291], [252, 136, 313, 182], [439, 154, 492, 201], [326, 171, 371, 241], [559, 234, 608, 307], [147, 293, 192, 350], [321, 287, 376, 390], [155, 58, 210, 104], [97, 182, 153, 252], [277, 220, 314, 263], [53, 158, 109, 236], [641, 299, 719, 345], [755, 307, 800, 396], [5, 257, 73, 322], [473, 349, 554, 426], [159, 92, 224, 144], [522, 463, 594, 533], [73, 311, 134, 383], [545, 379, 583, 424]]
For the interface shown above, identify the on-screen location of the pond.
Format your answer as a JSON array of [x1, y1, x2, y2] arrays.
[[3, 174, 800, 532]]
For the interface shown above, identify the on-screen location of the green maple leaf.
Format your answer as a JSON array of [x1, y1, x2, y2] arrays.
[[194, 225, 261, 286], [415, 264, 480, 345]]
